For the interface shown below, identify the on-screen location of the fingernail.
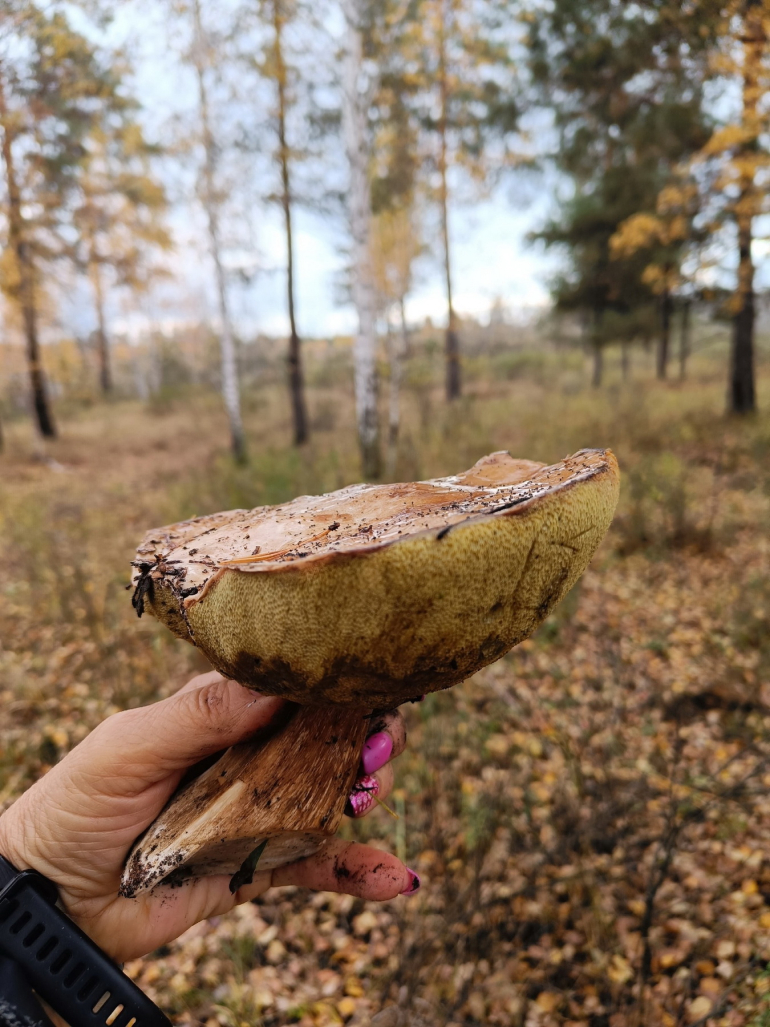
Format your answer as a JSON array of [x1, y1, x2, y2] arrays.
[[401, 869, 421, 896], [345, 774, 379, 817], [362, 732, 392, 774]]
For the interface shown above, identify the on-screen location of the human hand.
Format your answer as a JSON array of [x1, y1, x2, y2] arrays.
[[0, 672, 418, 963]]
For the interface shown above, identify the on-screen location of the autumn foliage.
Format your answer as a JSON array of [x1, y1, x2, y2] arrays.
[[1, 338, 769, 1026]]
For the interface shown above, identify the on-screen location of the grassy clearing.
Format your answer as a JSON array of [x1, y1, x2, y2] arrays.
[[2, 337, 770, 1025]]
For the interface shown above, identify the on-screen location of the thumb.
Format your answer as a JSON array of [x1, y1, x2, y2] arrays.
[[74, 677, 286, 790]]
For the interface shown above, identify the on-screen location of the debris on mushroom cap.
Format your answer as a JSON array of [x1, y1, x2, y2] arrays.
[[131, 449, 620, 708]]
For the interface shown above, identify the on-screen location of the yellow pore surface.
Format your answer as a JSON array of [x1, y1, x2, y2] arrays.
[[146, 450, 620, 707]]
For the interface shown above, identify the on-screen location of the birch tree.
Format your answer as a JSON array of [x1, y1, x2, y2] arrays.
[[0, 5, 118, 437], [405, 0, 519, 401], [189, 0, 247, 461], [341, 0, 381, 479], [73, 117, 170, 394], [371, 206, 420, 472]]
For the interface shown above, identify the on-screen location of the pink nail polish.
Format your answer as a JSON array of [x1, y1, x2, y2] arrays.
[[362, 732, 392, 774], [346, 774, 379, 816], [401, 869, 421, 896]]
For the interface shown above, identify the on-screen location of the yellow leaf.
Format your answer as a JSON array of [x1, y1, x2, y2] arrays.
[[702, 125, 751, 155], [535, 992, 560, 1013], [336, 997, 357, 1020], [608, 954, 634, 984], [687, 996, 712, 1022]]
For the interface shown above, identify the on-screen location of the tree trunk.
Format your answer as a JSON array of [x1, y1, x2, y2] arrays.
[[192, 0, 246, 461], [385, 299, 407, 476], [657, 287, 672, 381], [273, 0, 308, 446], [592, 343, 603, 388], [621, 341, 630, 381], [341, 0, 381, 478], [591, 309, 603, 387], [0, 75, 56, 438], [438, 3, 460, 401], [89, 256, 112, 394], [679, 299, 691, 382], [729, 0, 762, 414]]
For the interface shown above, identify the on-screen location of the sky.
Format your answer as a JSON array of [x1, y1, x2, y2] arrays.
[[68, 1, 559, 342]]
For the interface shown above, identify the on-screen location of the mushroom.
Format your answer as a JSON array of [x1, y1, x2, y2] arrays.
[[121, 449, 619, 897]]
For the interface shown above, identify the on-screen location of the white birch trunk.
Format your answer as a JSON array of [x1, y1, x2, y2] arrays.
[[340, 0, 381, 479], [191, 0, 246, 461], [385, 299, 407, 476]]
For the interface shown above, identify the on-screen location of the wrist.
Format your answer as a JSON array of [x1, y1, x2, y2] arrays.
[[0, 806, 29, 874], [0, 806, 97, 949]]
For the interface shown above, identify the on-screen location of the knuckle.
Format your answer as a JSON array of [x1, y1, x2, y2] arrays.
[[185, 678, 241, 730]]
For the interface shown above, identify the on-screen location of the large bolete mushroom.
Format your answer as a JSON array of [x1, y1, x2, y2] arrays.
[[121, 449, 619, 897]]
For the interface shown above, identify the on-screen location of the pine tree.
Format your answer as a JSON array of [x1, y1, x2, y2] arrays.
[[537, 166, 658, 387], [527, 0, 719, 380], [610, 179, 702, 381]]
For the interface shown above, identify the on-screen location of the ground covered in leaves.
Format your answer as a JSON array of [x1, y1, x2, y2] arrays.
[[2, 344, 770, 1026]]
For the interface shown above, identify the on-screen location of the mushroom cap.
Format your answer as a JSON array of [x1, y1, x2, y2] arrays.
[[132, 449, 619, 708]]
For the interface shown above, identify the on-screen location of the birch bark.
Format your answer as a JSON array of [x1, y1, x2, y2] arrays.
[[438, 1, 460, 400], [341, 0, 381, 479], [191, 0, 247, 461], [88, 254, 112, 393]]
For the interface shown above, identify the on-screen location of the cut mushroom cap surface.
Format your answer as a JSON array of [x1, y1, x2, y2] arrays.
[[132, 449, 620, 707]]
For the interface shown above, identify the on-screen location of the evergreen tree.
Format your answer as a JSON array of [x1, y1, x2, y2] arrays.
[[537, 164, 658, 386], [527, 0, 719, 381]]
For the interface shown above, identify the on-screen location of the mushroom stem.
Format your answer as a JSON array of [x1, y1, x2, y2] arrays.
[[120, 704, 370, 897]]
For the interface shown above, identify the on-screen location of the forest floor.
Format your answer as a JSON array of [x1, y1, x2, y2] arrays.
[[2, 342, 770, 1027]]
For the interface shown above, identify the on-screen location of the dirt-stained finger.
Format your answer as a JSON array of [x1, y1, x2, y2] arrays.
[[270, 838, 411, 900]]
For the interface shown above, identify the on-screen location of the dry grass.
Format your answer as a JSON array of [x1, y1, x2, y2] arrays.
[[2, 335, 770, 1026]]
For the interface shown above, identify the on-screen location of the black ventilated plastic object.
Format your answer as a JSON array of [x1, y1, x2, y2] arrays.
[[0, 856, 171, 1027]]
